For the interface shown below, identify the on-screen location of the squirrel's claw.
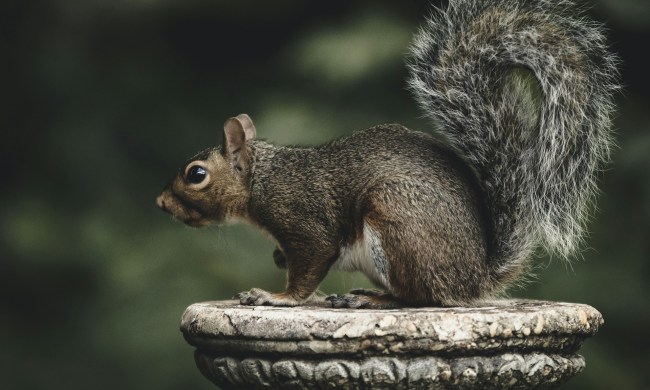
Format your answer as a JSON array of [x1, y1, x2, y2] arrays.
[[325, 289, 386, 308], [327, 292, 403, 309], [236, 288, 301, 307], [326, 294, 371, 308]]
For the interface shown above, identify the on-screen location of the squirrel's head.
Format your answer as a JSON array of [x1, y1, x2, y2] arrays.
[[156, 114, 256, 227]]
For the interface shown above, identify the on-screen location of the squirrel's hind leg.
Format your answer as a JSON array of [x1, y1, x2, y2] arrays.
[[356, 176, 491, 307], [348, 288, 384, 296]]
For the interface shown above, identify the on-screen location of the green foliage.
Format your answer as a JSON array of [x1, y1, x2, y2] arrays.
[[1, 0, 648, 389]]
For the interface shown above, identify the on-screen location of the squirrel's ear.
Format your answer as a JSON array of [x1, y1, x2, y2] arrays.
[[236, 113, 257, 141], [222, 117, 249, 176]]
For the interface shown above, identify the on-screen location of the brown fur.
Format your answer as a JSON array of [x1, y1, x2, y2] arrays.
[[158, 118, 494, 307]]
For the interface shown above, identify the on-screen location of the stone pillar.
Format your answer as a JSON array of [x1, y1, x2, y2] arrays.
[[180, 299, 602, 389]]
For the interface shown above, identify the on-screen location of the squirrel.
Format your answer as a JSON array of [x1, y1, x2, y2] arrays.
[[156, 0, 618, 308]]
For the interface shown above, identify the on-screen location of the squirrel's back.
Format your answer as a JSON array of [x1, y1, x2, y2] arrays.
[[408, 0, 619, 284], [250, 124, 483, 215]]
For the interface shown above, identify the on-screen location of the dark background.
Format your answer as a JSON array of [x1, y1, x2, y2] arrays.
[[2, 0, 648, 389]]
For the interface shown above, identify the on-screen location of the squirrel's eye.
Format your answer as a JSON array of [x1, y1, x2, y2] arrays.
[[186, 166, 207, 184]]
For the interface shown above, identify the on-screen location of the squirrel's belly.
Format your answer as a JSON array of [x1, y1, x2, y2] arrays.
[[332, 223, 391, 290]]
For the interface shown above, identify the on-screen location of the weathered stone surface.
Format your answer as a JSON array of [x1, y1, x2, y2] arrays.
[[181, 299, 603, 389]]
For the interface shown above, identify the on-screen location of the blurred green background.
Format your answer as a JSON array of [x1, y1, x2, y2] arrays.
[[2, 0, 648, 389]]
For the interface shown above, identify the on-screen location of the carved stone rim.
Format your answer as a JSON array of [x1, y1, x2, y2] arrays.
[[181, 299, 602, 357], [195, 352, 586, 389]]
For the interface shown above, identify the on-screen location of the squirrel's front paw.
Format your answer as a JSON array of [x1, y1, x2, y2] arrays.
[[236, 288, 300, 306]]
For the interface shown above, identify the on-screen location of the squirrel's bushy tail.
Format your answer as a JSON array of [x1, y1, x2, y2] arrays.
[[408, 0, 618, 283]]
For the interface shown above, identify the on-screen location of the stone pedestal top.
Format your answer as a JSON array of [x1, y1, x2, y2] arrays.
[[181, 299, 602, 389]]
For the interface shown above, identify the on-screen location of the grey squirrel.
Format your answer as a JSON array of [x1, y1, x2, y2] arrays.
[[156, 0, 618, 308]]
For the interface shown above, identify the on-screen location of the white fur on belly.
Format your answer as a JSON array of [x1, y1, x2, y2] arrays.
[[333, 223, 391, 290]]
